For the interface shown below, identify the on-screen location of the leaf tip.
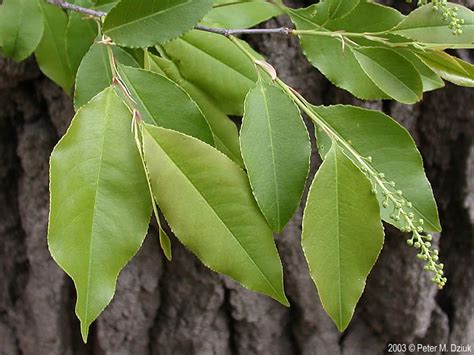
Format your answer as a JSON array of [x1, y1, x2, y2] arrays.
[[80, 322, 90, 344]]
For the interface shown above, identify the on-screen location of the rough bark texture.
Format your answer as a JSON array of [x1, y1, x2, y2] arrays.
[[0, 1, 473, 354]]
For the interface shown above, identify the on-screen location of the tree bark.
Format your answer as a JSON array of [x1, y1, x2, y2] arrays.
[[0, 2, 472, 354]]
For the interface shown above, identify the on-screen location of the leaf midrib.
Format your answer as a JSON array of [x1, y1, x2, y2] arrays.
[[151, 131, 281, 297], [260, 84, 281, 229], [83, 91, 114, 328], [332, 148, 344, 328]]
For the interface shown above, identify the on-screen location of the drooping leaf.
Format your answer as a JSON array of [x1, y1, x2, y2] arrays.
[[302, 143, 384, 332], [74, 42, 139, 110], [417, 51, 474, 87], [313, 105, 441, 232], [117, 65, 214, 145], [240, 79, 310, 231], [65, 1, 98, 75], [162, 30, 259, 115], [159, 227, 172, 261], [48, 87, 152, 342], [203, 1, 282, 29], [103, 0, 214, 48], [288, 2, 405, 100], [396, 48, 445, 92], [327, 0, 359, 20], [146, 52, 243, 165], [0, 0, 44, 62], [392, 4, 474, 45], [143, 125, 288, 305], [353, 47, 423, 104], [35, 1, 74, 91]]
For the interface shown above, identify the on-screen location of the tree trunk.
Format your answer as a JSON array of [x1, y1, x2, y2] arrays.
[[0, 2, 472, 354]]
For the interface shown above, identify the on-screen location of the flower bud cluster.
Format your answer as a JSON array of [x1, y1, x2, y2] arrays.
[[362, 161, 446, 288], [406, 0, 463, 34]]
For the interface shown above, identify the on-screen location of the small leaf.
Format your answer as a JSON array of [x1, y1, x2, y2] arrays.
[[392, 4, 474, 45], [0, 0, 44, 62], [74, 42, 139, 110], [145, 53, 243, 164], [162, 30, 259, 115], [203, 1, 282, 29], [353, 47, 423, 104], [48, 87, 152, 342], [241, 79, 310, 231], [159, 227, 172, 262], [65, 1, 98, 75], [313, 105, 441, 232], [35, 1, 74, 91], [143, 125, 288, 305], [103, 0, 214, 48], [302, 143, 384, 332], [117, 65, 214, 145], [417, 51, 474, 87]]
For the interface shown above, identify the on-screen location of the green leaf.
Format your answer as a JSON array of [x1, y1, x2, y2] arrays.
[[74, 42, 139, 110], [35, 2, 74, 91], [0, 0, 44, 62], [143, 125, 288, 305], [103, 0, 214, 48], [162, 30, 259, 115], [392, 4, 474, 45], [328, 0, 359, 20], [313, 105, 441, 232], [117, 65, 214, 145], [146, 53, 243, 165], [203, 1, 282, 29], [396, 48, 445, 92], [159, 227, 172, 261], [48, 87, 151, 342], [417, 51, 474, 87], [240, 79, 310, 231], [326, 1, 404, 33], [288, 3, 391, 100], [353, 47, 423, 104], [302, 143, 384, 332], [65, 2, 98, 75]]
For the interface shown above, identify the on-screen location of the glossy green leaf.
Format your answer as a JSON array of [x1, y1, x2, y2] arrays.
[[74, 42, 139, 110], [159, 227, 172, 261], [143, 125, 288, 305], [146, 53, 243, 165], [103, 0, 214, 48], [162, 30, 259, 115], [393, 4, 474, 45], [48, 87, 151, 342], [65, 2, 98, 75], [241, 79, 310, 231], [328, 0, 359, 20], [417, 51, 474, 87], [35, 2, 74, 91], [288, 3, 395, 100], [302, 143, 384, 332], [326, 1, 404, 33], [118, 65, 214, 145], [203, 1, 282, 28], [396, 48, 445, 92], [313, 105, 441, 232], [0, 0, 44, 62], [353, 47, 423, 104]]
